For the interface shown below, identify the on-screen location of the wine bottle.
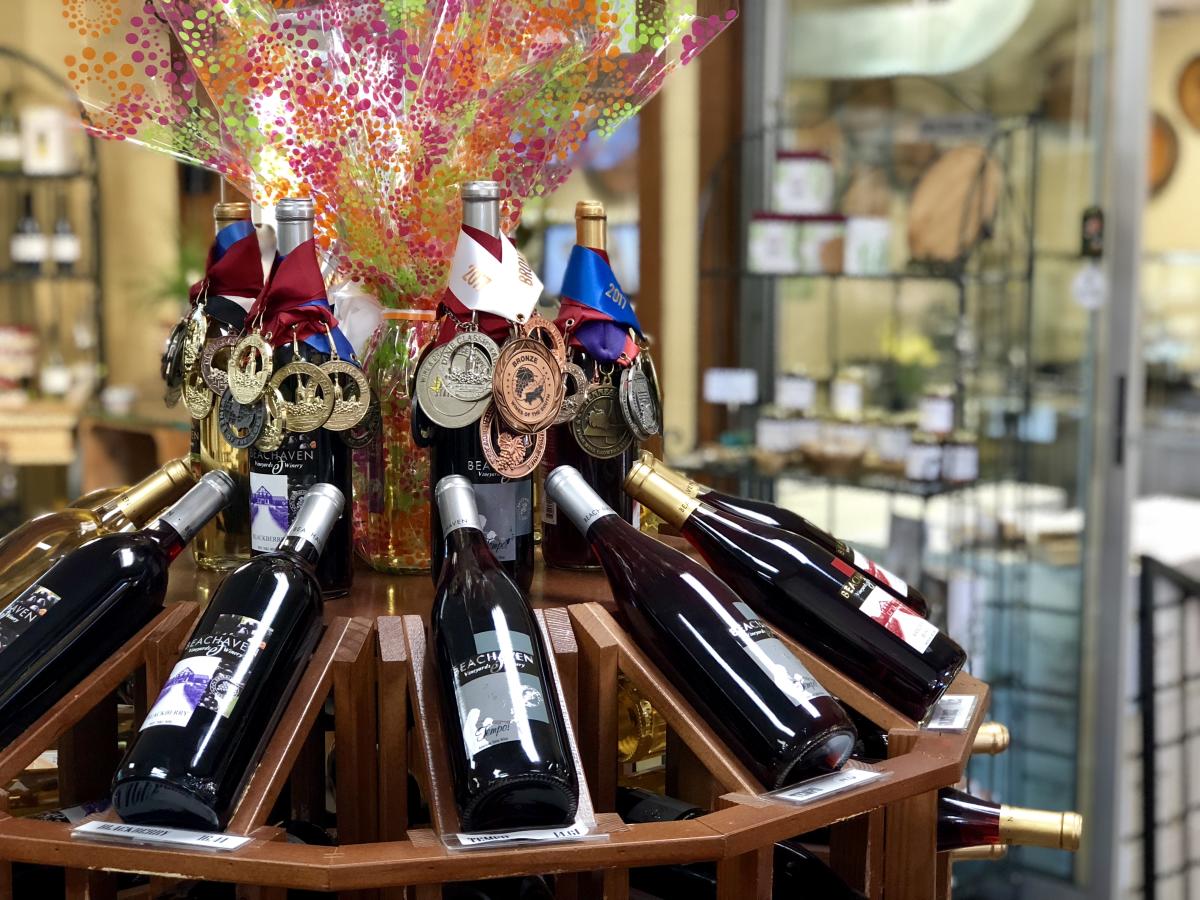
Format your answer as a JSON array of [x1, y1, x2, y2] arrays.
[[0, 90, 20, 173], [849, 712, 1010, 761], [431, 475, 578, 832], [641, 454, 930, 618], [0, 472, 234, 749], [617, 787, 867, 900], [10, 191, 47, 275], [0, 458, 194, 608], [113, 484, 342, 830], [50, 192, 80, 275], [625, 461, 966, 722], [972, 722, 1010, 755], [193, 199, 258, 572], [430, 181, 534, 592], [541, 201, 637, 570], [248, 197, 353, 597], [67, 485, 127, 509], [545, 466, 856, 788], [616, 674, 666, 765], [937, 788, 1082, 852]]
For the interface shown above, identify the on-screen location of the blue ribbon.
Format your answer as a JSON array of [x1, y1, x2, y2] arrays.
[[560, 245, 642, 336], [213, 219, 255, 262], [299, 298, 357, 359]]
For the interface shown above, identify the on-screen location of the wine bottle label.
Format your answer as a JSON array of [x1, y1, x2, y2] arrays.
[[249, 434, 320, 552], [834, 562, 938, 653], [142, 614, 273, 730], [51, 234, 81, 263], [472, 481, 532, 563], [542, 495, 558, 525], [0, 135, 19, 162], [10, 233, 48, 263], [838, 542, 910, 598], [0, 585, 61, 651], [452, 628, 550, 758], [731, 601, 829, 706]]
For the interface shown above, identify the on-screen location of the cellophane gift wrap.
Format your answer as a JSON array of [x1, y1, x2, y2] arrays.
[[62, 0, 738, 572]]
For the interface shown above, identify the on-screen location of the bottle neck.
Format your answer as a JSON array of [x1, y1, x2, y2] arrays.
[[463, 199, 500, 238], [278, 534, 321, 566], [106, 460, 194, 529], [997, 804, 1082, 850], [576, 216, 606, 251], [624, 464, 700, 531], [142, 519, 187, 564], [277, 220, 314, 256], [21, 194, 33, 218]]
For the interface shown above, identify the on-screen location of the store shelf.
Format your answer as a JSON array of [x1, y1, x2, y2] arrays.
[[0, 398, 83, 465], [0, 272, 94, 283], [0, 170, 92, 181], [700, 267, 1028, 286]]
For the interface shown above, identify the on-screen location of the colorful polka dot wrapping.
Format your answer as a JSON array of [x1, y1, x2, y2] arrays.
[[62, 0, 739, 308]]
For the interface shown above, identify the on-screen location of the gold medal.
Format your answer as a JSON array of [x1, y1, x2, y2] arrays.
[[183, 363, 214, 420], [322, 359, 371, 431], [493, 338, 563, 434], [200, 335, 239, 395], [572, 382, 633, 459], [255, 388, 287, 452], [228, 331, 274, 404], [181, 304, 207, 374], [480, 403, 546, 478], [270, 360, 335, 433]]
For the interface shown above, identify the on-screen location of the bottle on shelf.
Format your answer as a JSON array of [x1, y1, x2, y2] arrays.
[[616, 674, 666, 765], [950, 844, 1008, 861], [193, 197, 259, 572], [248, 197, 353, 597], [624, 459, 967, 723], [617, 787, 867, 900], [67, 484, 128, 509], [0, 447, 20, 536], [0, 458, 194, 608], [50, 192, 80, 275], [545, 466, 856, 788], [0, 90, 19, 173], [640, 453, 931, 618], [0, 471, 234, 749], [10, 191, 47, 275], [937, 787, 1082, 852], [431, 476, 578, 831], [972, 721, 1010, 756], [430, 181, 535, 592], [113, 484, 342, 830], [541, 200, 638, 570], [848, 710, 1010, 762]]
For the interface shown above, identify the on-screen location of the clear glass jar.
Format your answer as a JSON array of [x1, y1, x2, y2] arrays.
[[352, 309, 438, 574]]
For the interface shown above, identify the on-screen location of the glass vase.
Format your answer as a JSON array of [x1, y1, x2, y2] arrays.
[[353, 308, 438, 574]]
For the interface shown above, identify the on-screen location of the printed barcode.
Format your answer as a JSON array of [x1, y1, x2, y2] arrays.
[[925, 694, 975, 731]]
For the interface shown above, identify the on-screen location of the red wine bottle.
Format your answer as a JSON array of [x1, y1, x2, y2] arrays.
[[112, 484, 343, 830], [0, 472, 235, 749], [545, 466, 856, 788], [642, 454, 930, 618], [625, 461, 966, 722], [937, 788, 1082, 851], [432, 475, 578, 832]]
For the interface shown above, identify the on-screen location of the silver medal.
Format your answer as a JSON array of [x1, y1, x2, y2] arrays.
[[620, 362, 661, 442], [441, 330, 499, 402], [415, 344, 490, 429]]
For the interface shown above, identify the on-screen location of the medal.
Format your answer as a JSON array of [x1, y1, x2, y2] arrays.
[[228, 330, 274, 405], [255, 388, 287, 452], [182, 363, 214, 420], [341, 393, 381, 449], [270, 360, 335, 433], [317, 326, 371, 432], [572, 381, 633, 459], [442, 329, 500, 402], [162, 318, 187, 389], [480, 403, 546, 478], [415, 344, 490, 430], [181, 303, 207, 374], [411, 398, 436, 448], [642, 345, 663, 408], [493, 333, 563, 434], [200, 335, 239, 395], [218, 388, 266, 449], [519, 312, 567, 371], [554, 362, 590, 426], [620, 359, 661, 441]]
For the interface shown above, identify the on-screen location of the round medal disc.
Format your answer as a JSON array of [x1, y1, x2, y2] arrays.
[[407, 339, 435, 404], [415, 344, 490, 430], [183, 364, 215, 420], [493, 339, 563, 434], [162, 319, 187, 388], [521, 313, 567, 371], [269, 360, 336, 433], [554, 363, 590, 426], [620, 364, 661, 441], [480, 403, 547, 479], [441, 331, 500, 402], [228, 333, 274, 405], [181, 308, 207, 373], [201, 335, 239, 395], [341, 393, 381, 449], [219, 388, 266, 449], [321, 359, 371, 431], [255, 388, 287, 453], [572, 384, 634, 459], [642, 348, 664, 409]]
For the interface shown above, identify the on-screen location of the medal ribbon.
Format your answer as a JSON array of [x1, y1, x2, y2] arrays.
[[446, 225, 543, 322], [248, 239, 356, 359], [189, 220, 263, 304], [557, 245, 640, 363]]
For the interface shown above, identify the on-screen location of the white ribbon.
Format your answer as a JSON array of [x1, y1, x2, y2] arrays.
[[447, 230, 543, 322]]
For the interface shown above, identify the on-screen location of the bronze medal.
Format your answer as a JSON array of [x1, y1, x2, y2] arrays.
[[442, 330, 499, 402], [572, 383, 633, 459], [228, 332, 274, 404], [200, 335, 238, 395], [269, 360, 335, 433], [218, 388, 266, 449], [480, 403, 546, 478], [321, 359, 371, 431], [255, 388, 287, 453], [520, 313, 567, 371], [493, 339, 563, 434], [554, 362, 590, 426], [182, 363, 214, 420], [341, 393, 381, 449]]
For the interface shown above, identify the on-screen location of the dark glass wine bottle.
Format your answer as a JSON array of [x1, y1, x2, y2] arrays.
[[51, 192, 80, 275], [625, 461, 966, 722], [248, 198, 353, 598], [541, 201, 636, 571], [545, 466, 856, 788], [430, 181, 534, 592], [0, 472, 234, 749], [112, 484, 341, 830], [937, 788, 1082, 852], [432, 475, 578, 831], [849, 710, 1010, 762], [10, 191, 46, 275], [642, 454, 930, 618], [617, 787, 867, 900]]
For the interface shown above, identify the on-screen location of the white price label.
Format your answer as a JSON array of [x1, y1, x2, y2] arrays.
[[72, 820, 253, 852], [776, 375, 816, 412], [703, 368, 758, 406], [926, 694, 977, 732], [451, 820, 598, 850], [773, 767, 883, 805]]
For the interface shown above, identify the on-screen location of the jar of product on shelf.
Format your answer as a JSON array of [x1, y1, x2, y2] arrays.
[[872, 413, 912, 474], [754, 405, 797, 472], [791, 411, 823, 461], [352, 308, 438, 574], [943, 430, 980, 485], [775, 370, 817, 415], [830, 368, 866, 421], [918, 385, 956, 436], [905, 430, 944, 482]]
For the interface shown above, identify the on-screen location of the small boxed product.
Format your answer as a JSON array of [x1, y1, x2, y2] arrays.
[[843, 216, 891, 276], [905, 431, 944, 482], [747, 214, 800, 274], [20, 106, 78, 176], [772, 151, 835, 215]]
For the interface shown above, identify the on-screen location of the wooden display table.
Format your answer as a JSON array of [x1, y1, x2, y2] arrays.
[[0, 554, 989, 899], [77, 401, 192, 494]]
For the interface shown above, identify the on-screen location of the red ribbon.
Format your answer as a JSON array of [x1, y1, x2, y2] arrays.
[[189, 231, 264, 303], [247, 239, 338, 347], [437, 225, 517, 345]]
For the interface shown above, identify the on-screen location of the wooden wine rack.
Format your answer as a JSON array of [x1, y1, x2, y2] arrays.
[[0, 555, 990, 899]]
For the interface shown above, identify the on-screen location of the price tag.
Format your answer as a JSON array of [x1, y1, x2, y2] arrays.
[[925, 693, 977, 732], [448, 819, 605, 851], [72, 820, 252, 853], [755, 418, 795, 453], [776, 375, 816, 412], [703, 368, 758, 406], [772, 767, 883, 806]]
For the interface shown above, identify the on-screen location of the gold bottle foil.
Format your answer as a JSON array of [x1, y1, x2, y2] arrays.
[[971, 722, 1011, 756], [624, 460, 699, 530], [999, 807, 1083, 851]]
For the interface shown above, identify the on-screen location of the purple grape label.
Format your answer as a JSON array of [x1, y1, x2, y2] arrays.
[[0, 585, 62, 652]]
